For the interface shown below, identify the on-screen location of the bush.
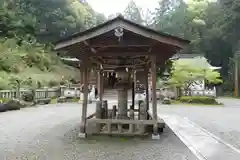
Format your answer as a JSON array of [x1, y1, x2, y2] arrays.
[[70, 78, 77, 84], [37, 81, 42, 88], [179, 96, 219, 105], [6, 100, 22, 110], [22, 90, 35, 102], [50, 98, 58, 104], [0, 99, 24, 112], [0, 98, 11, 103], [0, 77, 9, 90], [48, 80, 59, 87]]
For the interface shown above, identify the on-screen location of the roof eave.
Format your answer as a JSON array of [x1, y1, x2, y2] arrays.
[[54, 16, 190, 51]]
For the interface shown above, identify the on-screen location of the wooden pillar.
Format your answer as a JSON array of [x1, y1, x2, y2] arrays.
[[144, 66, 149, 112], [134, 70, 137, 92], [151, 56, 158, 136], [80, 59, 89, 133], [151, 56, 157, 121], [97, 70, 101, 99], [131, 70, 136, 109], [99, 70, 104, 102], [80, 63, 84, 84]]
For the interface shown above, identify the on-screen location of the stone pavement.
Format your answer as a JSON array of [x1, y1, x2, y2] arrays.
[[160, 114, 240, 160], [1, 98, 240, 160], [0, 103, 197, 160], [157, 98, 240, 160]]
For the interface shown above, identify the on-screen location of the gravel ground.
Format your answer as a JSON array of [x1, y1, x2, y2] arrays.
[[158, 98, 240, 150], [0, 103, 197, 160]]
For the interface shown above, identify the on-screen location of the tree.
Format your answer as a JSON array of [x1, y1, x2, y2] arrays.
[[151, 0, 237, 93], [0, 0, 106, 89], [168, 58, 222, 93], [123, 0, 143, 24]]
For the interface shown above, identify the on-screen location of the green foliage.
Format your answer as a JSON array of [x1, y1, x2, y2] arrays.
[[5, 99, 23, 110], [0, 76, 9, 90], [22, 91, 34, 102], [148, 0, 240, 87], [168, 57, 222, 90], [50, 98, 58, 104], [48, 80, 59, 87], [179, 96, 219, 105], [0, 98, 11, 103], [0, 0, 106, 90]]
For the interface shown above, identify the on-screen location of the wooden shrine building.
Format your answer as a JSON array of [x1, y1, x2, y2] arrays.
[[55, 15, 189, 138]]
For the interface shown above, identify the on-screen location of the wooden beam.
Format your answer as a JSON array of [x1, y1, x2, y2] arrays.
[[83, 41, 97, 54], [102, 64, 145, 69], [89, 56, 105, 64], [97, 52, 155, 57], [92, 44, 151, 48], [88, 119, 158, 125], [101, 61, 146, 66], [95, 55, 145, 60]]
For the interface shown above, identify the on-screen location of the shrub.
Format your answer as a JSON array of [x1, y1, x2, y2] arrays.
[[70, 78, 77, 84], [0, 99, 24, 112], [22, 90, 35, 102], [0, 104, 8, 112], [0, 77, 9, 90], [0, 98, 11, 103], [37, 81, 42, 88], [48, 80, 59, 87], [6, 99, 22, 110], [50, 98, 58, 104], [179, 96, 219, 105]]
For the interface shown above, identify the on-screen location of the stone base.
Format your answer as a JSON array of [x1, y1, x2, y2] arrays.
[[152, 134, 160, 140], [78, 132, 86, 139]]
